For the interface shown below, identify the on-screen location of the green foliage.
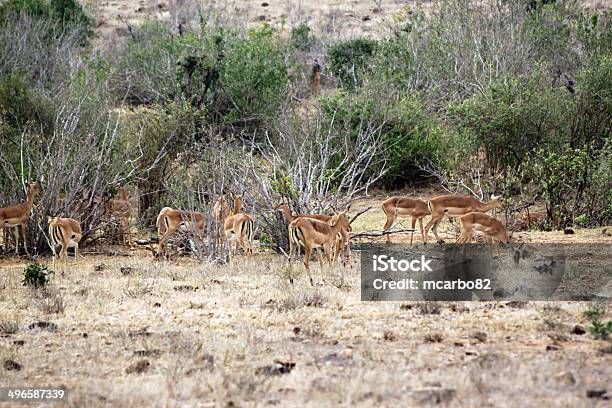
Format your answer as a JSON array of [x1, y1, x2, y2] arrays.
[[327, 38, 377, 88], [450, 75, 572, 169], [321, 90, 450, 188], [290, 23, 314, 51], [584, 305, 612, 340], [218, 25, 288, 124], [22, 263, 53, 288], [116, 23, 288, 127], [0, 0, 92, 42]]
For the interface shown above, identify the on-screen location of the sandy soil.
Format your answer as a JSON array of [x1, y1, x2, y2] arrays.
[[85, 0, 612, 51]]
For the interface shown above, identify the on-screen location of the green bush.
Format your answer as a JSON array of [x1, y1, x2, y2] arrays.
[[290, 23, 314, 51], [320, 90, 451, 188], [23, 263, 53, 288], [0, 0, 92, 42], [327, 38, 377, 89]]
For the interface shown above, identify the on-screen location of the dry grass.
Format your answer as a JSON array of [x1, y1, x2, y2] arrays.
[[1, 237, 611, 406]]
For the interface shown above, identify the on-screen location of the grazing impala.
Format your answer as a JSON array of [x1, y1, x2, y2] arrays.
[[0, 181, 38, 255], [212, 194, 229, 248], [156, 207, 206, 259], [274, 201, 352, 263], [424, 194, 503, 243], [456, 212, 511, 244], [381, 197, 430, 244], [288, 209, 349, 285], [223, 195, 254, 263], [48, 216, 82, 273]]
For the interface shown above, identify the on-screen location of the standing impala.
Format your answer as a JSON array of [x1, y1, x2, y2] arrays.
[[223, 195, 255, 263], [274, 201, 352, 264], [424, 194, 503, 243], [212, 194, 229, 249], [0, 181, 38, 255], [381, 197, 430, 244], [288, 209, 350, 285], [48, 216, 82, 273], [156, 207, 206, 259], [456, 212, 511, 244]]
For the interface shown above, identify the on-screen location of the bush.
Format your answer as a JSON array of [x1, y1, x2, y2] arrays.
[[327, 38, 377, 89], [0, 0, 91, 43], [115, 22, 288, 128], [22, 263, 53, 288], [290, 23, 314, 52], [320, 90, 450, 188]]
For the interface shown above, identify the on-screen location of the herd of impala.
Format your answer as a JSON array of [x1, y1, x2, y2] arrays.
[[0, 181, 511, 281]]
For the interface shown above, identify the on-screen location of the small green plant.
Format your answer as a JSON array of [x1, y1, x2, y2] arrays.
[[584, 305, 606, 321], [22, 263, 53, 288], [584, 305, 611, 340], [588, 320, 612, 340]]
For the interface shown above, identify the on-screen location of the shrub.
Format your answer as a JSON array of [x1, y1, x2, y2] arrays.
[[22, 263, 53, 288], [290, 23, 314, 51], [0, 0, 92, 43], [327, 38, 377, 88]]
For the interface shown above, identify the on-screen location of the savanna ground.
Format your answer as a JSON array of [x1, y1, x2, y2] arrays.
[[1, 195, 611, 407]]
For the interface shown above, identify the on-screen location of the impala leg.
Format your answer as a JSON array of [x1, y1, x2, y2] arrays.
[[51, 243, 57, 271], [418, 218, 425, 243], [13, 226, 20, 255], [383, 211, 396, 244], [316, 249, 324, 278], [75, 243, 79, 265], [304, 245, 314, 286], [431, 217, 444, 243], [410, 217, 417, 245]]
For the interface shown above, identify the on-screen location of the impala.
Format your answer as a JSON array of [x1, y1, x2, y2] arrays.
[[223, 195, 255, 263], [156, 207, 206, 259], [423, 194, 503, 243], [0, 181, 38, 255], [212, 194, 229, 249], [288, 209, 349, 285], [274, 201, 352, 263], [381, 197, 430, 244], [456, 212, 511, 244], [48, 216, 82, 273]]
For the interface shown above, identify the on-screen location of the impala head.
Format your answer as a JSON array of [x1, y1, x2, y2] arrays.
[[330, 208, 351, 231], [27, 181, 39, 194]]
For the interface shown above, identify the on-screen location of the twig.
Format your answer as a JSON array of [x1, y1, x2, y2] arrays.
[[349, 206, 372, 225], [350, 228, 416, 240]]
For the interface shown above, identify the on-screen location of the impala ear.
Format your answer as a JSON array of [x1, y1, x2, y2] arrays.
[[491, 194, 500, 201]]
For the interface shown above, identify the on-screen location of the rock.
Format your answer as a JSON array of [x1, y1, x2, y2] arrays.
[[362, 15, 371, 21], [571, 325, 586, 335], [564, 228, 575, 235], [261, 2, 269, 6], [27, 321, 58, 332], [471, 331, 487, 342], [586, 389, 608, 399], [3, 359, 22, 371], [125, 359, 150, 374], [255, 360, 295, 376], [412, 388, 456, 405], [120, 267, 132, 275], [554, 371, 576, 386], [546, 343, 561, 351], [383, 330, 397, 341]]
